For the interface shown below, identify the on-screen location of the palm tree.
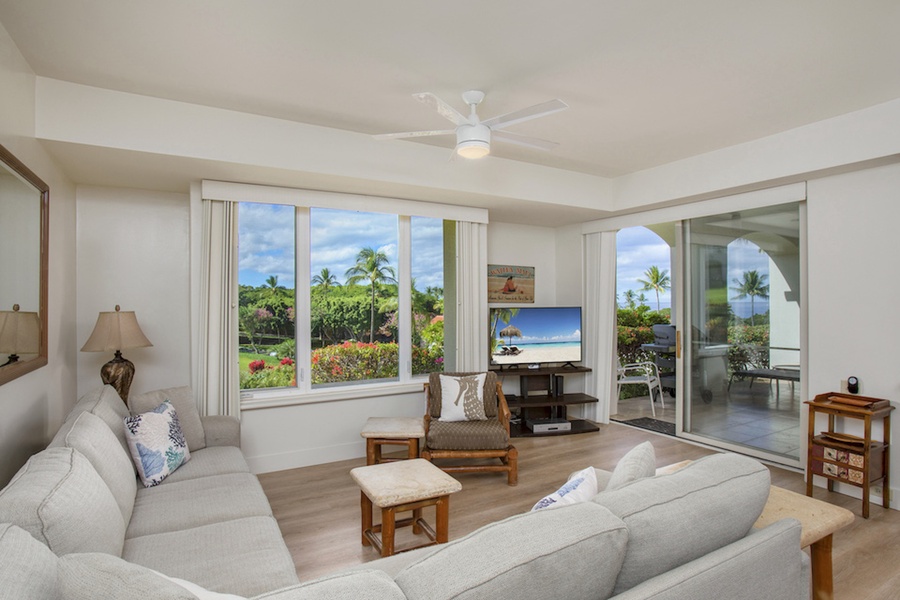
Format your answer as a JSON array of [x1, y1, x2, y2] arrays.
[[622, 289, 637, 309], [345, 247, 398, 342], [311, 268, 339, 290], [731, 270, 769, 325], [637, 266, 671, 311]]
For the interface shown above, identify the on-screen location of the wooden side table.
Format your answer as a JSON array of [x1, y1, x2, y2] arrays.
[[805, 392, 894, 518], [350, 458, 461, 557], [755, 485, 855, 600], [360, 416, 425, 465]]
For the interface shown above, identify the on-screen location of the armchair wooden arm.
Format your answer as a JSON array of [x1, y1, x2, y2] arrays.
[[496, 383, 511, 435]]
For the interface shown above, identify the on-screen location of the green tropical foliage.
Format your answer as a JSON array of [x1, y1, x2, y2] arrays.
[[636, 265, 671, 311], [345, 247, 398, 343], [731, 270, 769, 326], [239, 247, 444, 389]]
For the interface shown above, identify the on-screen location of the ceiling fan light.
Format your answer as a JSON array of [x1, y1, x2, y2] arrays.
[[456, 140, 490, 159]]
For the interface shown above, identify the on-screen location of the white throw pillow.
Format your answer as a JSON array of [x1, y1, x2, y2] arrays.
[[531, 466, 598, 511], [438, 373, 487, 422], [605, 441, 656, 491], [124, 400, 191, 487]]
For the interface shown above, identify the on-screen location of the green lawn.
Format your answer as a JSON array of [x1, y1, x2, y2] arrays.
[[239, 352, 281, 373]]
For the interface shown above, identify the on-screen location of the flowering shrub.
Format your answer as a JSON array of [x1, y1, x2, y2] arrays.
[[311, 341, 399, 384], [248, 359, 267, 374], [240, 360, 295, 389]]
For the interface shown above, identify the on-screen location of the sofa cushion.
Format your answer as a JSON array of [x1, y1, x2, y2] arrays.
[[123, 515, 300, 597], [161, 445, 251, 484], [49, 410, 138, 524], [69, 385, 132, 455], [130, 385, 207, 451], [605, 441, 656, 491], [0, 447, 126, 556], [127, 473, 273, 538], [395, 501, 627, 600], [253, 570, 407, 600], [59, 552, 199, 599], [125, 399, 191, 487], [592, 452, 771, 595], [0, 523, 59, 599]]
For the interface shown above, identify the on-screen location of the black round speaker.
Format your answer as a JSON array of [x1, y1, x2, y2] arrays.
[[848, 376, 859, 394]]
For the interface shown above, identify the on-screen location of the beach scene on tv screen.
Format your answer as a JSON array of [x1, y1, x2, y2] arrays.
[[491, 307, 582, 365]]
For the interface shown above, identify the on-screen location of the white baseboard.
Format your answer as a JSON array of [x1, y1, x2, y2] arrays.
[[246, 440, 366, 474]]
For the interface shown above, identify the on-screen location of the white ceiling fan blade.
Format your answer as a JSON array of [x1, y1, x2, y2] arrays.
[[413, 92, 470, 126], [482, 99, 568, 130], [492, 130, 559, 151], [373, 129, 455, 140]]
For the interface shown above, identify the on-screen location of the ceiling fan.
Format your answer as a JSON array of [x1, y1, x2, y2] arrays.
[[374, 90, 568, 159]]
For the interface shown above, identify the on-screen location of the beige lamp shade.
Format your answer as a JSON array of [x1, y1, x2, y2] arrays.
[[0, 304, 41, 355], [81, 305, 153, 352]]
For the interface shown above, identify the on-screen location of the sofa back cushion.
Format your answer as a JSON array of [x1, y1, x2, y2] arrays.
[[395, 501, 627, 600], [58, 552, 203, 600], [253, 570, 407, 600], [0, 447, 126, 556], [592, 452, 770, 595], [49, 411, 137, 524], [129, 385, 207, 451], [69, 385, 132, 455], [0, 523, 59, 599]]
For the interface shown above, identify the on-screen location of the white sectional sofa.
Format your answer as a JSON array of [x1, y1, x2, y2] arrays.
[[0, 384, 810, 599]]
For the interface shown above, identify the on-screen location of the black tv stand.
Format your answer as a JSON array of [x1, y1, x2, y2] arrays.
[[491, 365, 598, 437]]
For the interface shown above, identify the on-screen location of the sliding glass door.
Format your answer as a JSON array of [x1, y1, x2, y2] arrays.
[[681, 202, 803, 464]]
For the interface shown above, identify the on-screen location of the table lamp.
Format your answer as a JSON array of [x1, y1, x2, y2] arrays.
[[0, 304, 41, 367], [81, 305, 152, 402]]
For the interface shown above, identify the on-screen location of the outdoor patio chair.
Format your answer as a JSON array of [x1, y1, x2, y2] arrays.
[[617, 361, 664, 417]]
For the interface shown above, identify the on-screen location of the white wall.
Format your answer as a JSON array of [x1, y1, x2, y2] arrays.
[[807, 162, 900, 500], [0, 22, 77, 486], [75, 186, 192, 398]]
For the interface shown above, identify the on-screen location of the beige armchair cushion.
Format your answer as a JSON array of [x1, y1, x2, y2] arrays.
[[425, 419, 509, 450]]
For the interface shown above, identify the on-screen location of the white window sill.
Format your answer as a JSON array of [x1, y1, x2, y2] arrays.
[[240, 378, 427, 410]]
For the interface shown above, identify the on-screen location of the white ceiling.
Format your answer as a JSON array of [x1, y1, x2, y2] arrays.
[[2, 1, 900, 212]]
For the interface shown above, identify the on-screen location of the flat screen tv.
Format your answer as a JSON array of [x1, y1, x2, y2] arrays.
[[489, 306, 582, 368]]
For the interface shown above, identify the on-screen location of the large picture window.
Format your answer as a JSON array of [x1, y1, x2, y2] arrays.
[[235, 202, 448, 393]]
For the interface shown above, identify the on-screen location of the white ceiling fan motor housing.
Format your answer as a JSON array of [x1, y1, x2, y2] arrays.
[[456, 123, 491, 159]]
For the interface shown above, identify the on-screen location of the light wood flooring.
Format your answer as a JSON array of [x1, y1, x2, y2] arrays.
[[259, 423, 900, 600]]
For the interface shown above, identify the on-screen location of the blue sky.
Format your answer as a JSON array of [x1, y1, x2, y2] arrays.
[[238, 203, 444, 290], [494, 307, 581, 344], [616, 226, 769, 311]]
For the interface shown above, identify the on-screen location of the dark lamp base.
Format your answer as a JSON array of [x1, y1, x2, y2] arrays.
[[101, 351, 135, 403]]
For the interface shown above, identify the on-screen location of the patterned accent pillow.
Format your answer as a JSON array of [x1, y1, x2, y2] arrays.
[[438, 373, 488, 422], [531, 466, 598, 511], [123, 400, 191, 487]]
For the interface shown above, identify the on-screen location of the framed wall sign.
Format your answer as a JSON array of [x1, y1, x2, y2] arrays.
[[488, 264, 534, 304]]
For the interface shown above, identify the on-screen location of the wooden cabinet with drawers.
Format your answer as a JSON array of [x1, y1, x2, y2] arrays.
[[805, 392, 894, 518]]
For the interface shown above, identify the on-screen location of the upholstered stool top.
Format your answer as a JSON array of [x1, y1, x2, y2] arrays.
[[360, 417, 425, 439], [351, 458, 461, 508]]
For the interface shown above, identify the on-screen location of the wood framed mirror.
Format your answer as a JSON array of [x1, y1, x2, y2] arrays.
[[0, 144, 49, 385]]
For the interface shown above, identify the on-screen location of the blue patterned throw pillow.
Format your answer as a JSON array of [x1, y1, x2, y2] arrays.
[[531, 466, 599, 511], [124, 400, 191, 487]]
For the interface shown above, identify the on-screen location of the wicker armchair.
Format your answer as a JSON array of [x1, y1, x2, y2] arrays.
[[421, 371, 518, 486]]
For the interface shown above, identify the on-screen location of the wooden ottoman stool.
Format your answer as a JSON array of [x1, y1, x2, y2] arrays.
[[360, 416, 425, 465], [350, 458, 462, 557]]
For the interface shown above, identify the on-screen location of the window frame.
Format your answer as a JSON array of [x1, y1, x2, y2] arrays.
[[201, 181, 487, 409]]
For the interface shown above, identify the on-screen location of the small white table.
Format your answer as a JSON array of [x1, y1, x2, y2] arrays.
[[360, 417, 425, 465], [350, 458, 461, 557]]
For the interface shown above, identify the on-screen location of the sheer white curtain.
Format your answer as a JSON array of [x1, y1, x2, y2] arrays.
[[582, 231, 618, 424], [198, 200, 240, 417], [455, 221, 488, 371]]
